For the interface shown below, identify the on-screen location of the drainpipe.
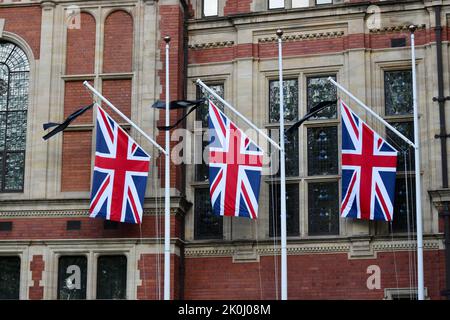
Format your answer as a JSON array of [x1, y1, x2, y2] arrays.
[[432, 5, 450, 300]]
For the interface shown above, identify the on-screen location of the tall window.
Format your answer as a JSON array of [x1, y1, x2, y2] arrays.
[[96, 255, 127, 299], [306, 75, 339, 236], [0, 42, 29, 192], [268, 79, 300, 237], [58, 256, 87, 300], [203, 0, 218, 17], [194, 83, 224, 240], [292, 0, 309, 8], [384, 69, 415, 233], [269, 0, 285, 9], [0, 256, 20, 299]]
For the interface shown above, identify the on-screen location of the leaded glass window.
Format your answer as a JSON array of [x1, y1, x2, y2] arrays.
[[269, 183, 300, 237], [58, 256, 87, 300], [307, 75, 337, 119], [196, 84, 224, 182], [386, 121, 415, 169], [0, 42, 29, 192], [308, 182, 339, 236], [96, 255, 127, 300], [385, 70, 413, 116], [391, 177, 416, 233], [0, 256, 20, 299], [307, 126, 338, 176], [194, 188, 223, 239], [196, 83, 224, 128], [270, 129, 299, 177], [269, 79, 298, 123]]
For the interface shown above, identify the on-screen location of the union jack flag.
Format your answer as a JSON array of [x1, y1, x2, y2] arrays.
[[208, 100, 263, 219], [341, 100, 398, 221], [89, 105, 150, 224]]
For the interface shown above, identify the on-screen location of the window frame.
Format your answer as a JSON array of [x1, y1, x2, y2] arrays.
[[382, 67, 416, 235], [0, 41, 30, 193], [268, 0, 285, 10]]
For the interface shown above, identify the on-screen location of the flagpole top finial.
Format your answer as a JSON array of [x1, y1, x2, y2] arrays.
[[276, 29, 283, 38], [164, 35, 171, 43], [409, 25, 417, 33]]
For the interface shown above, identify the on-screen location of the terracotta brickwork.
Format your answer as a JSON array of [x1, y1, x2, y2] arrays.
[[29, 255, 44, 300]]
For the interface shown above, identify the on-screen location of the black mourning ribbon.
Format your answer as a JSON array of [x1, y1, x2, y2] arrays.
[[42, 103, 94, 140], [286, 100, 337, 134], [152, 99, 206, 131]]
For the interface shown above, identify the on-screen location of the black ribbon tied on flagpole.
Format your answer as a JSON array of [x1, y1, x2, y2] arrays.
[[152, 99, 206, 131], [286, 100, 338, 134], [42, 103, 94, 140]]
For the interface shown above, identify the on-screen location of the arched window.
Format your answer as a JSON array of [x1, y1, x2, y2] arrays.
[[0, 41, 29, 192]]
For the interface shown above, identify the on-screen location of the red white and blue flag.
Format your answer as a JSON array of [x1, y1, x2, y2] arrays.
[[208, 100, 263, 219], [341, 100, 398, 221], [89, 105, 150, 224]]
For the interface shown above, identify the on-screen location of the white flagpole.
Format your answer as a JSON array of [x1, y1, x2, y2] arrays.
[[164, 35, 171, 301], [277, 29, 288, 301], [410, 24, 425, 301], [83, 81, 167, 155]]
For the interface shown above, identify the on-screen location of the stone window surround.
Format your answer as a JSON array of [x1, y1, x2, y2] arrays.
[[57, 4, 137, 199], [0, 245, 30, 300], [45, 244, 138, 300]]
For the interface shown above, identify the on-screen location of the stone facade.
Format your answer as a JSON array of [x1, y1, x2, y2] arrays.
[[0, 0, 448, 300]]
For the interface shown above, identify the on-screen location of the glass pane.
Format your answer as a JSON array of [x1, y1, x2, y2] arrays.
[[195, 139, 209, 182], [3, 46, 29, 72], [194, 188, 223, 239], [391, 177, 415, 233], [58, 256, 87, 300], [8, 72, 29, 111], [269, 79, 298, 123], [307, 126, 338, 176], [0, 64, 9, 111], [271, 128, 299, 177], [292, 0, 309, 7], [96, 255, 127, 300], [385, 70, 413, 116], [4, 152, 24, 191], [308, 181, 339, 236], [307, 75, 337, 119], [0, 256, 20, 299], [0, 112, 5, 150], [269, 184, 299, 237], [386, 121, 414, 170], [197, 83, 224, 129], [203, 0, 218, 16], [6, 111, 27, 150], [316, 0, 332, 4], [269, 0, 284, 9]]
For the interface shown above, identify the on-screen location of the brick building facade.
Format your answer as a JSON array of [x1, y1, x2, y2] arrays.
[[0, 0, 449, 300]]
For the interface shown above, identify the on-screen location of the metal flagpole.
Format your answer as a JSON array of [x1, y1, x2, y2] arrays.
[[277, 29, 288, 301], [164, 35, 171, 301], [410, 24, 425, 301], [83, 82, 167, 155]]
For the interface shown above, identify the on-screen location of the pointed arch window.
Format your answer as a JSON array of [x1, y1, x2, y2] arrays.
[[0, 41, 29, 192]]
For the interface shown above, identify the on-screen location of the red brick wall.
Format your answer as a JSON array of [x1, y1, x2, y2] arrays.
[[157, 4, 186, 192], [184, 250, 446, 300], [66, 12, 96, 75], [29, 255, 44, 300], [103, 10, 133, 73], [224, 0, 252, 16], [61, 131, 92, 191], [0, 215, 182, 240], [101, 79, 132, 123], [0, 5, 41, 59], [63, 81, 94, 123]]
